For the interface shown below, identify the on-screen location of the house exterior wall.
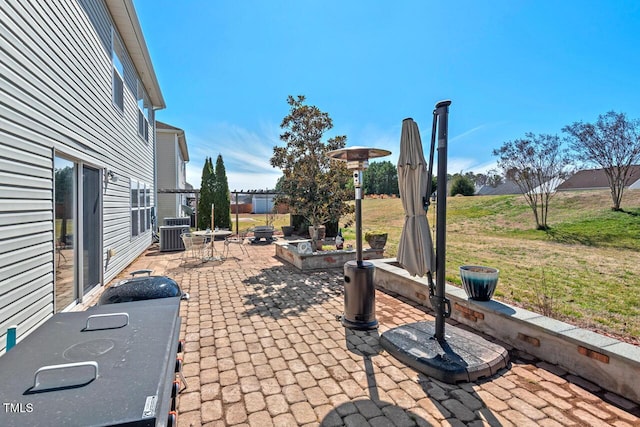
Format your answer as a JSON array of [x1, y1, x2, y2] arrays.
[[0, 0, 162, 352], [156, 131, 181, 223]]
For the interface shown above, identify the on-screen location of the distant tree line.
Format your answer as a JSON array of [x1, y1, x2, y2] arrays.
[[363, 161, 399, 196]]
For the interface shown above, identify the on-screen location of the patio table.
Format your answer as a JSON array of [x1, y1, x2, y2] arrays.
[[193, 229, 232, 260]]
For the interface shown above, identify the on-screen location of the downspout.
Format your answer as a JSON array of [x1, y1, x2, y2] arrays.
[[152, 108, 159, 235]]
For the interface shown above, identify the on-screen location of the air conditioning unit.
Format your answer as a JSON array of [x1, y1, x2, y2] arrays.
[[159, 225, 189, 252], [164, 217, 191, 226]]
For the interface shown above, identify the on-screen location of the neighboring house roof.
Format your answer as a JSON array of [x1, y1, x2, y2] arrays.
[[156, 121, 189, 161], [556, 166, 640, 191], [105, 0, 165, 109], [476, 180, 522, 196]]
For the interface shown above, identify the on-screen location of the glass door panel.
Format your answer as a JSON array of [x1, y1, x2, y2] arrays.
[[54, 156, 76, 311], [82, 166, 101, 295]]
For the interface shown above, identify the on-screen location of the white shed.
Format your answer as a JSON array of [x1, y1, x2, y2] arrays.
[[252, 194, 275, 214]]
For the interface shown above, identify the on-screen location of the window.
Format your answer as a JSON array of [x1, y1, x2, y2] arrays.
[[137, 82, 149, 141], [145, 187, 152, 230], [112, 31, 124, 111], [138, 107, 149, 140], [131, 180, 139, 236], [130, 180, 151, 237]]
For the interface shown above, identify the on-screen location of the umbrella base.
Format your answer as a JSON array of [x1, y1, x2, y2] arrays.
[[380, 321, 509, 383]]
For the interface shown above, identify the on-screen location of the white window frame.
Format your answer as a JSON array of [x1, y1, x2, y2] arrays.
[[131, 180, 152, 238], [137, 81, 150, 141]]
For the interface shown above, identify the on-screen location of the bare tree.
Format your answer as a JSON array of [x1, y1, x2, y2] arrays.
[[493, 133, 571, 230], [563, 111, 640, 211]]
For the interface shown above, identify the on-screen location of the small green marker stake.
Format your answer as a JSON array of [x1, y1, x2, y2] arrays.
[[6, 325, 17, 352]]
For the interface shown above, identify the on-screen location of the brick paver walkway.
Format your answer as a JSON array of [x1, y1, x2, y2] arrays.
[[113, 241, 640, 426]]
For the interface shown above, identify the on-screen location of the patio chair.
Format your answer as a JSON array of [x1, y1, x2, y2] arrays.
[[223, 230, 249, 258], [180, 233, 208, 265], [55, 237, 67, 267]]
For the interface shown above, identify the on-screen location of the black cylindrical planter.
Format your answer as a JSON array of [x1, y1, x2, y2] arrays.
[[342, 260, 378, 330]]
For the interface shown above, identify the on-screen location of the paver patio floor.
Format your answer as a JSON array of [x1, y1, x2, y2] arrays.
[[110, 241, 640, 426]]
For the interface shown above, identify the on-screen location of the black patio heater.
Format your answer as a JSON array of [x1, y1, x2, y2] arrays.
[[327, 146, 391, 330]]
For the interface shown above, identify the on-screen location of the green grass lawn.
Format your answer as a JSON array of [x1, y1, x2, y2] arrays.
[[230, 212, 291, 232], [346, 190, 640, 343]]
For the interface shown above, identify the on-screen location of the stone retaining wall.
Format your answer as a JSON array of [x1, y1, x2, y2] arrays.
[[371, 258, 640, 404], [275, 241, 384, 270]]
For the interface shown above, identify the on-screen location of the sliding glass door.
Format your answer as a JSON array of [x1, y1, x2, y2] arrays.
[[54, 156, 102, 311]]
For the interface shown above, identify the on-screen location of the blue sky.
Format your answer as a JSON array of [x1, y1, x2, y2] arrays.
[[133, 1, 640, 191]]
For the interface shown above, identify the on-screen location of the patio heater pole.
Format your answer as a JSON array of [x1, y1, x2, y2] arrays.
[[326, 147, 391, 330], [434, 100, 452, 342], [354, 170, 364, 266]]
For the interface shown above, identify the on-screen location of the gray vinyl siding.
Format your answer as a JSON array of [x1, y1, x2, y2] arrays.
[[0, 134, 54, 347], [0, 0, 158, 352], [78, 0, 112, 56]]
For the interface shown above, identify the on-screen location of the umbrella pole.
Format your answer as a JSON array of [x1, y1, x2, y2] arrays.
[[434, 100, 452, 342], [425, 110, 438, 209]]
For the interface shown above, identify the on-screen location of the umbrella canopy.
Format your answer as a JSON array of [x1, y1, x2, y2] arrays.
[[397, 118, 435, 277]]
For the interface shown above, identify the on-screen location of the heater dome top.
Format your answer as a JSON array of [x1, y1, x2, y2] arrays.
[[326, 146, 391, 163]]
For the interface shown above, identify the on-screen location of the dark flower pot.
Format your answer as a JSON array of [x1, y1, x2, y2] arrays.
[[281, 225, 295, 237], [459, 265, 499, 301]]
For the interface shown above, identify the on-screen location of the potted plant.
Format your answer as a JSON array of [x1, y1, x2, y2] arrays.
[[459, 265, 499, 301], [364, 230, 388, 249], [300, 206, 328, 249], [281, 225, 295, 237]]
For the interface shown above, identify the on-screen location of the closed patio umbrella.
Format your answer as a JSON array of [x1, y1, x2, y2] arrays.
[[397, 118, 434, 277], [383, 102, 508, 383]]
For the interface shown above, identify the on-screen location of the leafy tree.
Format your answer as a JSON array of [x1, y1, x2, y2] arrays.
[[212, 154, 231, 229], [270, 95, 353, 227], [274, 175, 285, 192], [363, 161, 399, 195], [197, 157, 214, 229], [493, 133, 571, 230], [486, 169, 504, 187], [54, 166, 74, 241], [471, 169, 504, 188], [449, 174, 475, 196], [563, 111, 640, 211]]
